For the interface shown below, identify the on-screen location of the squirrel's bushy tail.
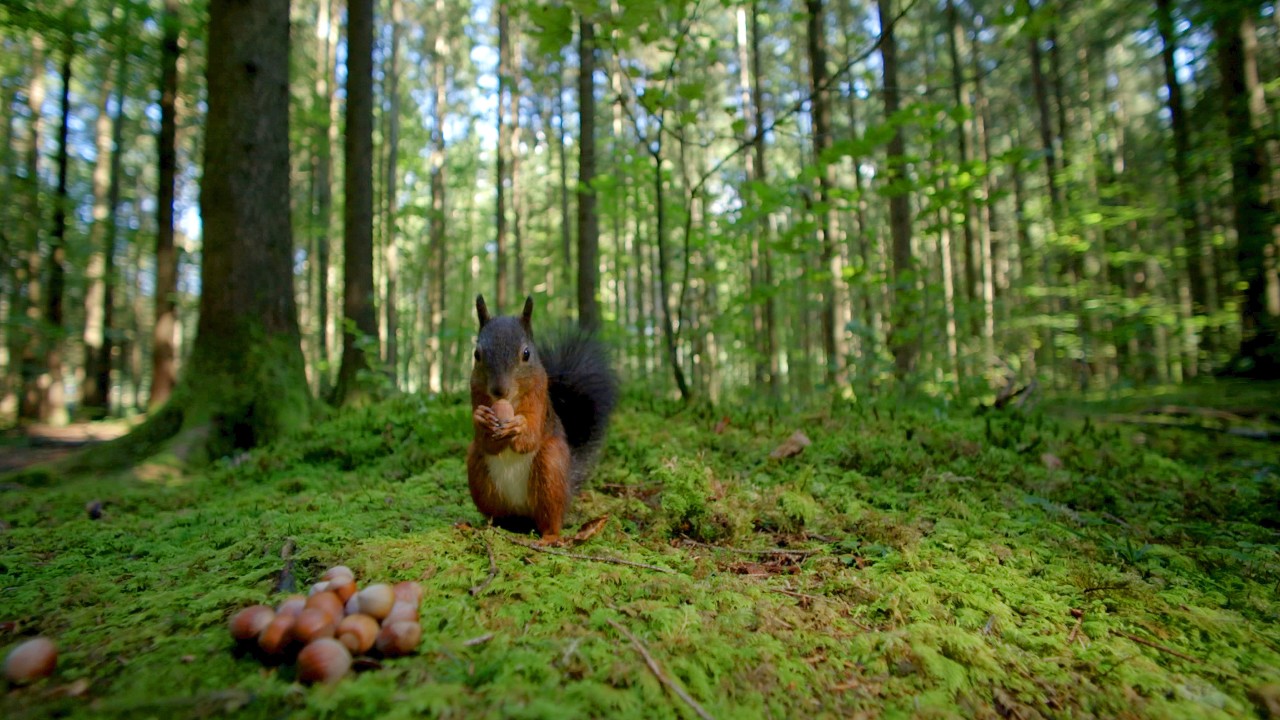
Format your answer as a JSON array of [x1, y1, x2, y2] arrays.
[[541, 328, 618, 490]]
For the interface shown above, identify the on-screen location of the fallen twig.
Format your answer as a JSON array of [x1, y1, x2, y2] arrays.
[[462, 632, 494, 647], [273, 538, 297, 594], [1111, 629, 1199, 664], [1102, 414, 1280, 441], [679, 539, 822, 558], [469, 531, 498, 596], [1066, 610, 1084, 646], [504, 536, 677, 574], [607, 618, 714, 720]]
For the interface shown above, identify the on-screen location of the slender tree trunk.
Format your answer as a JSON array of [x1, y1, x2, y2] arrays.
[[1027, 27, 1059, 209], [0, 63, 18, 416], [41, 39, 72, 425], [427, 0, 449, 394], [150, 0, 181, 409], [806, 0, 844, 386], [971, 30, 998, 360], [81, 73, 114, 418], [879, 0, 917, 379], [510, 23, 525, 301], [577, 17, 601, 331], [18, 36, 46, 422], [555, 68, 573, 281], [1156, 0, 1208, 372], [495, 0, 510, 308], [383, 0, 402, 386], [312, 0, 339, 396], [946, 0, 978, 314], [333, 0, 379, 405], [751, 0, 779, 398]]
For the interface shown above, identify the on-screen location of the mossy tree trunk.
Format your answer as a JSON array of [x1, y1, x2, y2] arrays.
[[93, 0, 310, 467]]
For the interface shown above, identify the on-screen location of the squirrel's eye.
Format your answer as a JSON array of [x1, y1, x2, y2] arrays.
[[522, 346, 531, 362], [474, 348, 481, 361]]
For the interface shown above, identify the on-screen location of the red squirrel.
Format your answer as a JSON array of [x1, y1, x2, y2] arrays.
[[467, 295, 618, 543]]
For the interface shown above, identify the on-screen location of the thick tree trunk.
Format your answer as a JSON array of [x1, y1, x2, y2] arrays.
[[806, 0, 844, 386], [150, 0, 180, 410], [879, 0, 917, 379], [333, 0, 379, 406], [81, 75, 115, 418], [1216, 3, 1280, 375], [577, 17, 601, 332]]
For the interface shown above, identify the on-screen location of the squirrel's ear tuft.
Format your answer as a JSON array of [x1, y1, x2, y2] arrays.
[[521, 296, 534, 332], [476, 294, 491, 329]]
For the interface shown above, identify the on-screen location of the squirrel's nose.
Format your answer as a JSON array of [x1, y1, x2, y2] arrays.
[[489, 384, 508, 400]]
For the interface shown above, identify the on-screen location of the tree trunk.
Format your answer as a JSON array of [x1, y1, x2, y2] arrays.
[[751, 0, 779, 399], [333, 0, 379, 406], [150, 0, 181, 409], [577, 17, 601, 332], [427, 0, 448, 395], [806, 0, 843, 387], [311, 0, 339, 396], [41, 39, 72, 425], [556, 67, 573, 281], [879, 0, 917, 379], [1216, 3, 1280, 375], [495, 0, 511, 308], [18, 36, 46, 422], [1027, 26, 1059, 209], [81, 76, 114, 418], [946, 0, 978, 316], [383, 0, 402, 386]]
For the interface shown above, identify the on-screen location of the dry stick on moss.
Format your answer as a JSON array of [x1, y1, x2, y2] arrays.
[[1066, 612, 1084, 646], [606, 618, 715, 720], [1111, 629, 1199, 664], [462, 632, 494, 647], [679, 539, 822, 557], [469, 531, 498, 596], [273, 537, 297, 593], [504, 536, 677, 574]]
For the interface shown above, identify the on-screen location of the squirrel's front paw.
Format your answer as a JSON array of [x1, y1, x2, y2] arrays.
[[490, 415, 526, 440], [474, 405, 501, 432]]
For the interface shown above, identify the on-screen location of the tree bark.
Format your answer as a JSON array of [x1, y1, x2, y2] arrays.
[[383, 0, 402, 386], [42, 38, 72, 425], [333, 0, 379, 406], [946, 0, 978, 314], [1216, 2, 1280, 375], [495, 0, 511, 308], [427, 0, 449, 394], [18, 36, 46, 422], [879, 0, 917, 379], [577, 17, 601, 332], [806, 0, 843, 386], [150, 0, 180, 409]]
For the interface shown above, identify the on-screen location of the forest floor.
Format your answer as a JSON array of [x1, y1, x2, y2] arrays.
[[2, 382, 1279, 719]]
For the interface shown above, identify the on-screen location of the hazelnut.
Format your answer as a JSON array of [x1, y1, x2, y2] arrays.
[[336, 614, 379, 655], [4, 637, 57, 684], [305, 591, 344, 621], [322, 565, 355, 582], [328, 575, 357, 603], [276, 595, 307, 618], [229, 605, 275, 642], [492, 400, 515, 422], [383, 601, 419, 625], [375, 621, 421, 657], [258, 614, 297, 656], [392, 581, 423, 606], [308, 581, 331, 596], [293, 608, 337, 644], [356, 584, 394, 621], [297, 638, 352, 684]]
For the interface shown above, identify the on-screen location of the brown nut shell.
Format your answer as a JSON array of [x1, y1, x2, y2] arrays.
[[229, 605, 276, 642], [322, 565, 355, 582], [258, 614, 297, 655], [392, 581, 423, 606], [356, 584, 394, 621], [491, 399, 515, 422], [383, 600, 419, 625], [297, 638, 352, 684], [336, 614, 380, 655], [4, 637, 57, 684], [327, 575, 357, 603], [375, 621, 422, 657], [276, 594, 307, 618], [293, 608, 338, 643], [305, 591, 344, 621]]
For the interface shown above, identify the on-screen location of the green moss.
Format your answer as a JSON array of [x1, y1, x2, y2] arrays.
[[3, 389, 1280, 718]]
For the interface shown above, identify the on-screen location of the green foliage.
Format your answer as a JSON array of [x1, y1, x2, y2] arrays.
[[3, 388, 1279, 717]]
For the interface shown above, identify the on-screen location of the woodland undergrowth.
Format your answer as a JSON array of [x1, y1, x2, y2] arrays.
[[2, 383, 1279, 719]]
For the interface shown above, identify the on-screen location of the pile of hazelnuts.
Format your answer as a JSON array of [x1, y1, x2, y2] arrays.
[[228, 565, 423, 684]]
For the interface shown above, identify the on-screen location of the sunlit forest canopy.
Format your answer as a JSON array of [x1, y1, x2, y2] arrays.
[[1, 0, 1278, 426]]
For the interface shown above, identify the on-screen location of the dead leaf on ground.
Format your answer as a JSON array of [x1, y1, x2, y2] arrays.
[[713, 416, 730, 434], [769, 430, 812, 459], [568, 515, 609, 545], [1040, 452, 1063, 470]]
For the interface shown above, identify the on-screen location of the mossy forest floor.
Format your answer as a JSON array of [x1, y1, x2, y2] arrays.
[[3, 383, 1279, 718]]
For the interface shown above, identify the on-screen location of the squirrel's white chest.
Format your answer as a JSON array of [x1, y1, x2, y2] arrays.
[[486, 449, 534, 511]]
